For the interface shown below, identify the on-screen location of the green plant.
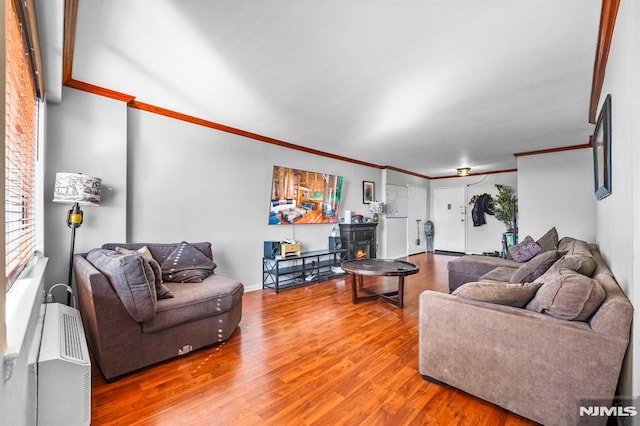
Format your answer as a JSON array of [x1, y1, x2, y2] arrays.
[[493, 184, 517, 231]]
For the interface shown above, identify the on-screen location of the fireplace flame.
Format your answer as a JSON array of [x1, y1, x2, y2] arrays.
[[356, 250, 368, 260]]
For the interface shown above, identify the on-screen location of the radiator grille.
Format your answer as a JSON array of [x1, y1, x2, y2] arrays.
[[83, 371, 91, 422], [60, 308, 88, 362], [38, 303, 91, 426]]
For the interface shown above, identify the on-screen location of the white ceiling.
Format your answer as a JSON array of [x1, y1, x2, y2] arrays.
[[64, 0, 601, 177]]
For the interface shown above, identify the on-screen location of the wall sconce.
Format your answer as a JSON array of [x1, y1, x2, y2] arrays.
[[52, 172, 102, 305], [457, 167, 471, 177]]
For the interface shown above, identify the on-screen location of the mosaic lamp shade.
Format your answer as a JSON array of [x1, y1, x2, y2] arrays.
[[53, 172, 102, 206]]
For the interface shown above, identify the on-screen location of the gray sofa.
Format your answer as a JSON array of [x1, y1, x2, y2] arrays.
[[419, 237, 633, 426], [447, 253, 520, 291], [74, 242, 243, 380]]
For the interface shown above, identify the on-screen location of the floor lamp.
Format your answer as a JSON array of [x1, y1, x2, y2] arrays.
[[52, 173, 102, 306]]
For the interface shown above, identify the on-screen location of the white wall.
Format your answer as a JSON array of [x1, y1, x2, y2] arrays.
[[517, 149, 596, 242], [381, 169, 429, 259], [430, 172, 517, 254], [48, 97, 384, 292], [44, 88, 128, 299], [594, 0, 639, 401]]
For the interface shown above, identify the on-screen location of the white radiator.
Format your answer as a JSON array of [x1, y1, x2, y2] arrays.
[[37, 303, 91, 426]]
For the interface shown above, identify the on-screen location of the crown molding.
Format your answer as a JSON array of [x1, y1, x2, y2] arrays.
[[429, 169, 518, 180], [61, 2, 601, 180], [62, 0, 78, 83], [64, 79, 135, 102], [514, 143, 592, 157], [589, 0, 620, 124]]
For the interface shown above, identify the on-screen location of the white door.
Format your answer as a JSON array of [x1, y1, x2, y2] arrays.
[[407, 185, 427, 255], [433, 187, 466, 253]]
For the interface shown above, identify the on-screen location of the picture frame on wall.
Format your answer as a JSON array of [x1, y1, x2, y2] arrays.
[[593, 94, 612, 200], [363, 181, 374, 204]]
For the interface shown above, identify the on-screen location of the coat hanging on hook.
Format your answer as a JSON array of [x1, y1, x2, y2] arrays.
[[471, 193, 494, 226]]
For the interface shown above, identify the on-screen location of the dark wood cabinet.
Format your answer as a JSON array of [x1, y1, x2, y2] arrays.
[[339, 223, 378, 260]]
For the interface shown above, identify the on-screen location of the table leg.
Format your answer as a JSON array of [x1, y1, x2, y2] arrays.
[[397, 276, 405, 308], [350, 274, 358, 304]]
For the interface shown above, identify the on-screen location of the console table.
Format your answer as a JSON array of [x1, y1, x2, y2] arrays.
[[262, 249, 347, 293]]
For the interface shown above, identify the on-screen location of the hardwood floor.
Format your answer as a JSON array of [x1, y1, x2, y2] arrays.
[[91, 253, 537, 425]]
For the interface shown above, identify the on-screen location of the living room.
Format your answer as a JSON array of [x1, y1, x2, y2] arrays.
[[2, 0, 639, 424]]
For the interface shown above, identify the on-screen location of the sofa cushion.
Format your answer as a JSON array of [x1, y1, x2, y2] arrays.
[[161, 241, 217, 283], [536, 227, 558, 252], [557, 237, 592, 256], [452, 281, 542, 308], [479, 266, 517, 282], [116, 246, 174, 299], [509, 250, 561, 284], [86, 248, 157, 322], [526, 268, 606, 321], [448, 255, 520, 276], [508, 235, 542, 262], [142, 275, 244, 333], [548, 254, 597, 277]]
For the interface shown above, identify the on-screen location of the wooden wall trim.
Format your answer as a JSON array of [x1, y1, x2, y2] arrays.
[[382, 166, 430, 180], [64, 79, 135, 102], [514, 143, 592, 157], [64, 78, 381, 168], [65, 78, 521, 180], [61, 1, 618, 180], [589, 0, 620, 124], [128, 100, 383, 169], [429, 168, 518, 180], [62, 0, 78, 83]]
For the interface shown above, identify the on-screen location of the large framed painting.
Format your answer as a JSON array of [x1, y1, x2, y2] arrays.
[[593, 94, 612, 200], [268, 166, 343, 225]]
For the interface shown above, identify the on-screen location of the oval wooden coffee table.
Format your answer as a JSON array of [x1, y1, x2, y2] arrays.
[[341, 258, 419, 308]]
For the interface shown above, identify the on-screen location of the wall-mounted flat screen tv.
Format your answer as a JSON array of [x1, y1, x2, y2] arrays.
[[268, 165, 343, 225]]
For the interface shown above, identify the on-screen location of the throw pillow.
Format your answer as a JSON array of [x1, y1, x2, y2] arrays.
[[86, 248, 157, 322], [536, 227, 558, 252], [145, 257, 174, 299], [453, 281, 543, 308], [548, 254, 597, 277], [557, 237, 591, 256], [161, 241, 216, 283], [509, 250, 561, 284], [116, 246, 174, 299], [526, 268, 606, 321], [508, 235, 542, 263]]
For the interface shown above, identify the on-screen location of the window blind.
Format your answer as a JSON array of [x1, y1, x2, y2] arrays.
[[4, 0, 39, 289]]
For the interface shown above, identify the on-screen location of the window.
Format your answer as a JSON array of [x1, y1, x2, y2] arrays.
[[4, 0, 41, 290]]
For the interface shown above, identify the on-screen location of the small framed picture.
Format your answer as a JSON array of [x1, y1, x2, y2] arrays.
[[593, 94, 612, 200], [363, 181, 375, 204]]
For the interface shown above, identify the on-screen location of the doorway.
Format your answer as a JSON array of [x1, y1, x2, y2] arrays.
[[433, 187, 466, 253]]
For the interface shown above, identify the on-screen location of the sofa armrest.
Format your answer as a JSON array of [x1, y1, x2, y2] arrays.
[[73, 254, 145, 379], [447, 255, 519, 291], [419, 290, 629, 426]]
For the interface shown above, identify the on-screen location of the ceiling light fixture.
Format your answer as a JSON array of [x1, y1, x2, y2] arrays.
[[457, 167, 471, 177]]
